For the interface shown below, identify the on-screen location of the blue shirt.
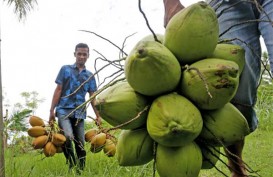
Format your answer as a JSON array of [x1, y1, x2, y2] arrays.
[[55, 63, 97, 119]]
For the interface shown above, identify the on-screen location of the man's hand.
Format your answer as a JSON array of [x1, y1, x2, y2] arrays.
[[49, 110, 56, 126], [163, 0, 185, 27]]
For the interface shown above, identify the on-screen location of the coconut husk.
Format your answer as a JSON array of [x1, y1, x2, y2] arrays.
[[32, 135, 49, 149], [27, 126, 47, 137], [95, 81, 149, 129], [147, 92, 203, 147], [116, 128, 154, 166], [29, 115, 45, 127], [52, 133, 66, 147], [156, 142, 202, 177], [43, 142, 57, 157]]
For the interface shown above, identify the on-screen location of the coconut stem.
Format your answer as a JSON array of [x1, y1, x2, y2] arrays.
[[187, 67, 213, 98]]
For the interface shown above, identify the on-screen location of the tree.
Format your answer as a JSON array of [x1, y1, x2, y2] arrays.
[[2, 91, 44, 147], [20, 91, 45, 115], [3, 108, 32, 148], [3, 0, 38, 21]]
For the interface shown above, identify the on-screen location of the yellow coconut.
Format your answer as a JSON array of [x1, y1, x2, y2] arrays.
[[27, 126, 47, 137], [103, 139, 116, 157], [90, 144, 103, 153], [85, 129, 98, 142], [91, 133, 106, 147], [52, 133, 66, 147], [32, 135, 49, 149], [43, 142, 57, 157], [29, 115, 45, 127]]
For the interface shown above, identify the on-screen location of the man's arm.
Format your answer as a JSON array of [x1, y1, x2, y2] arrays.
[[49, 84, 62, 124], [163, 0, 184, 27]]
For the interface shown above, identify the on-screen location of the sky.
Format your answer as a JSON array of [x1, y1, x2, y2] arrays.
[[0, 0, 200, 120]]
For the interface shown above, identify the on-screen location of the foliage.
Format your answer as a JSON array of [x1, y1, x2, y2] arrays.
[[8, 135, 33, 154], [256, 84, 273, 131], [2, 90, 45, 147], [20, 91, 45, 115], [4, 109, 32, 132], [3, 108, 32, 147], [3, 0, 37, 21], [256, 51, 273, 131]]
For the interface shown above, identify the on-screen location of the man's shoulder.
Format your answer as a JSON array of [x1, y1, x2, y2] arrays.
[[60, 64, 74, 70], [63, 64, 74, 67]]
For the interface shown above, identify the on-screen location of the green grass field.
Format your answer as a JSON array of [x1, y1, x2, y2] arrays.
[[5, 127, 273, 177]]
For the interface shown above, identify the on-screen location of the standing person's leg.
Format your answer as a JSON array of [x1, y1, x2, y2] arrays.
[[57, 114, 77, 170], [72, 118, 86, 171], [258, 0, 273, 75], [208, 0, 261, 176]]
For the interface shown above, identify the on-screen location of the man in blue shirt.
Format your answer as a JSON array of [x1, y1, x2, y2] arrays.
[[49, 43, 101, 173]]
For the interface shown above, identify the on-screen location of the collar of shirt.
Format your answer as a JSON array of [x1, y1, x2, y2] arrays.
[[72, 63, 87, 72]]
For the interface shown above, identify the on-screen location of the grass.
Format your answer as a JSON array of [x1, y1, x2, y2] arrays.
[[5, 127, 273, 177], [5, 84, 273, 177]]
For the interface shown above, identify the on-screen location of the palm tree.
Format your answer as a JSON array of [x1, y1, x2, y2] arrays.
[[3, 109, 32, 148], [1, 1, 38, 176], [3, 0, 38, 21]]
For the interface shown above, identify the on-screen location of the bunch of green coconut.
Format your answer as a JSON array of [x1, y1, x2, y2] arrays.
[[94, 1, 250, 177]]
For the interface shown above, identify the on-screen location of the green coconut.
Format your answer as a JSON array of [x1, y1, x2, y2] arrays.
[[147, 92, 203, 147], [209, 43, 245, 74], [156, 142, 202, 177], [197, 141, 220, 169], [164, 1, 219, 64], [116, 128, 154, 166], [125, 40, 181, 96], [198, 103, 250, 146], [95, 81, 149, 130], [180, 58, 239, 110]]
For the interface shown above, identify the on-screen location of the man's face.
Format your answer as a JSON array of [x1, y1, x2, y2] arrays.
[[74, 47, 89, 66]]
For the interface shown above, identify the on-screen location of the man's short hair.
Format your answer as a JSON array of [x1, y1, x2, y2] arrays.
[[75, 43, 89, 52]]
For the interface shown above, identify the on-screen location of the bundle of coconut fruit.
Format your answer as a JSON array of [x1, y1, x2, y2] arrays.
[[27, 115, 66, 157], [93, 1, 250, 176], [84, 128, 117, 157]]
